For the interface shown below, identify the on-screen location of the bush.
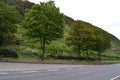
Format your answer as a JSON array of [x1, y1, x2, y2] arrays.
[[18, 46, 40, 57], [0, 48, 19, 58]]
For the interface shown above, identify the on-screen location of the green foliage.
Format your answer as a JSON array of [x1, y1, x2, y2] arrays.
[[17, 38, 41, 58], [65, 20, 96, 56], [24, 1, 64, 40], [46, 39, 67, 56], [102, 51, 120, 59], [0, 0, 118, 62], [0, 4, 19, 47], [23, 1, 65, 61], [94, 27, 111, 53], [18, 46, 40, 57], [65, 20, 111, 60], [0, 0, 34, 20], [0, 46, 19, 58]]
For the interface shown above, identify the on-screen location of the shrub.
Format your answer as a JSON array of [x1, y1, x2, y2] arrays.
[[0, 48, 19, 58], [18, 46, 40, 57]]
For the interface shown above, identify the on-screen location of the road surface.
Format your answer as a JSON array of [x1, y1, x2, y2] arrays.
[[0, 62, 120, 80]]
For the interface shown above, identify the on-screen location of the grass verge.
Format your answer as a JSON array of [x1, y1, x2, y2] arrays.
[[0, 52, 120, 65], [1, 56, 120, 65]]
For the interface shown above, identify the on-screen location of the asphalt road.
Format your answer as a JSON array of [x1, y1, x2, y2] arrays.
[[0, 62, 120, 80]]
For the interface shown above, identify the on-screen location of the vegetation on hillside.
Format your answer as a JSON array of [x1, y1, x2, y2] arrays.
[[0, 0, 120, 63], [0, 2, 19, 47]]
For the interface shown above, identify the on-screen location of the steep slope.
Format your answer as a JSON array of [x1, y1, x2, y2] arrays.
[[64, 16, 120, 52], [2, 0, 120, 53], [110, 35, 120, 54]]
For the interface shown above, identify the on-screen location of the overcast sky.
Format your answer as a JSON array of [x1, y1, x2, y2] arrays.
[[29, 0, 120, 39]]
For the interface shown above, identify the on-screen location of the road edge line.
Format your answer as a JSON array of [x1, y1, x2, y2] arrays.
[[47, 69, 59, 72], [21, 71, 37, 73], [0, 72, 8, 74], [110, 75, 120, 80]]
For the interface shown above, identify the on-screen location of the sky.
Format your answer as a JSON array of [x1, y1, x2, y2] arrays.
[[29, 0, 120, 39]]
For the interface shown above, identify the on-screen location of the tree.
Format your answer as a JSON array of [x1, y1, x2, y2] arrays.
[[0, 0, 34, 20], [94, 27, 111, 60], [65, 20, 96, 57], [23, 1, 65, 61], [0, 4, 19, 47]]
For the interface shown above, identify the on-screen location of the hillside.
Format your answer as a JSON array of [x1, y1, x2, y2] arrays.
[[111, 35, 120, 54], [1, 0, 120, 54], [64, 16, 120, 52]]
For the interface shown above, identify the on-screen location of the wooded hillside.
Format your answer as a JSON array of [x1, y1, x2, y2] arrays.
[[0, 0, 120, 61]]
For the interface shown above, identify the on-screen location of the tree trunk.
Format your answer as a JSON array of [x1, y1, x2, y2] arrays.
[[87, 51, 89, 60], [77, 46, 80, 59], [98, 52, 101, 60], [94, 52, 96, 60], [41, 38, 45, 61], [78, 50, 80, 57]]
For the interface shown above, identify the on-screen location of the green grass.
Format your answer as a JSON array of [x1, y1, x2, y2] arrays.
[[0, 46, 120, 65], [1, 54, 120, 65], [102, 51, 120, 60]]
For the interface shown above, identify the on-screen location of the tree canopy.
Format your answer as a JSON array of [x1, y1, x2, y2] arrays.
[[0, 4, 19, 47], [23, 1, 65, 61], [65, 20, 96, 56], [65, 20, 111, 59]]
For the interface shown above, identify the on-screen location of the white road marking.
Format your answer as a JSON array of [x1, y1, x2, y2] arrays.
[[0, 72, 8, 74], [66, 68, 73, 70], [110, 75, 120, 80], [47, 69, 58, 72], [21, 71, 38, 73]]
